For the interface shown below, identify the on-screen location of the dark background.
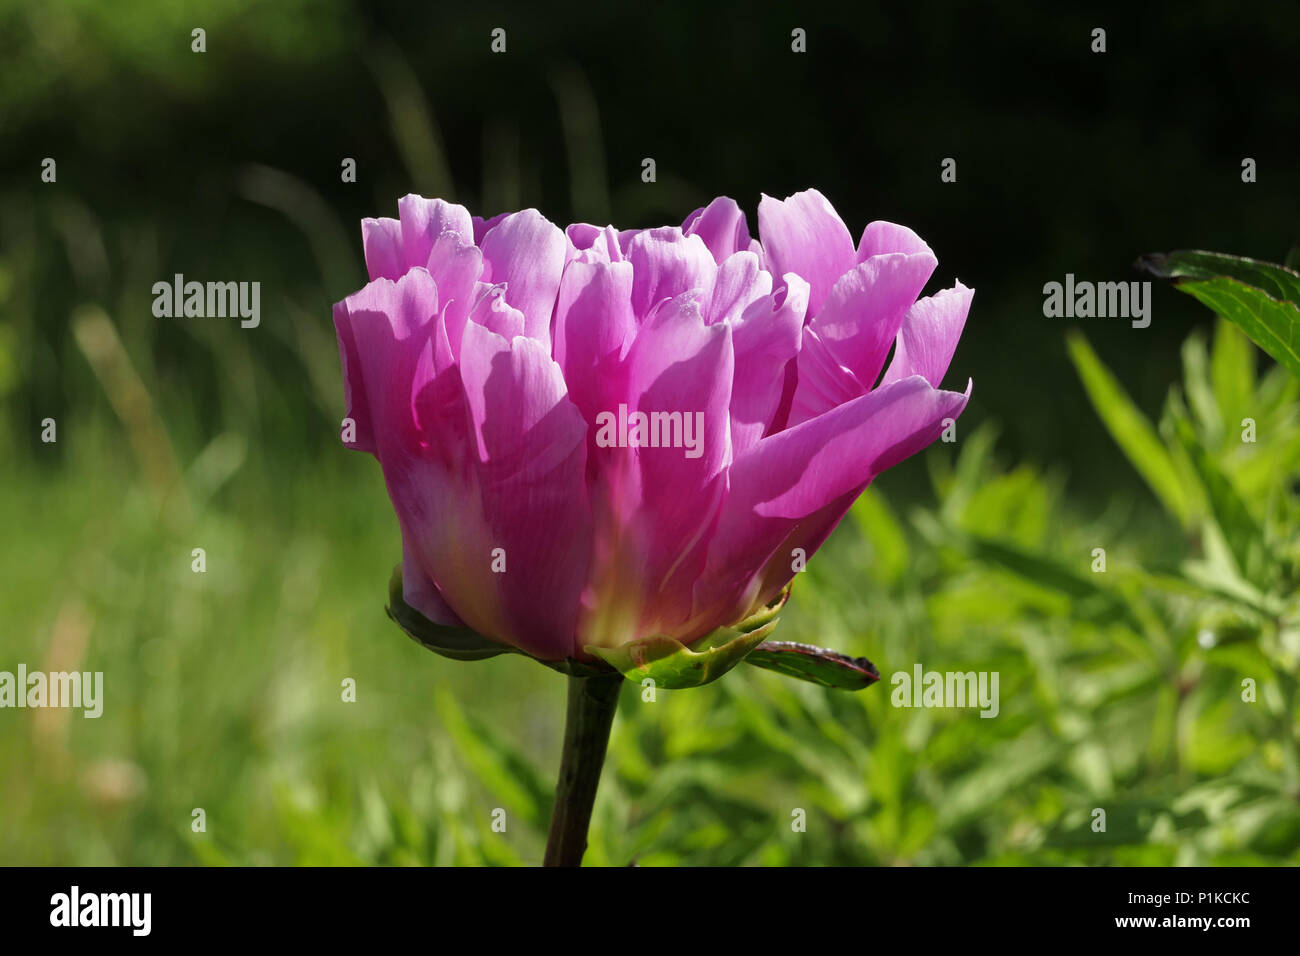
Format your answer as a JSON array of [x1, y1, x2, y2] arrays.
[[4, 0, 1298, 489]]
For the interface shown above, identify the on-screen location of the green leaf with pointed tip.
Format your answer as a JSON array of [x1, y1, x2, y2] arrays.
[[385, 565, 516, 661], [586, 618, 778, 689], [1170, 418, 1273, 587], [1067, 331, 1192, 525], [1138, 250, 1300, 303], [1139, 250, 1300, 378], [744, 641, 881, 690]]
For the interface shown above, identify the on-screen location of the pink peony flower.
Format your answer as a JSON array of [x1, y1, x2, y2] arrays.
[[335, 190, 972, 662]]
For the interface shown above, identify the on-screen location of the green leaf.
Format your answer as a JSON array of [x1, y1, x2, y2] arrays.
[[1209, 318, 1255, 429], [385, 565, 516, 661], [1170, 417, 1272, 586], [743, 641, 881, 690], [586, 618, 779, 689], [1139, 250, 1300, 303], [435, 692, 552, 827], [963, 534, 1110, 601], [850, 486, 909, 586], [1066, 331, 1191, 524], [1139, 250, 1300, 378]]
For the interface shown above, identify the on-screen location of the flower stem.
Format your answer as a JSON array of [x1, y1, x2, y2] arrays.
[[544, 671, 623, 866]]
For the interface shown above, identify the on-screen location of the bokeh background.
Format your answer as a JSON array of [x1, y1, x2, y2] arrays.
[[2, 0, 1298, 864]]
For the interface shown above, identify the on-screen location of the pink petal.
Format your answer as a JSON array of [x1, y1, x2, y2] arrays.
[[804, 250, 937, 397], [729, 273, 808, 456], [472, 211, 509, 246], [694, 375, 970, 627], [401, 530, 467, 627], [707, 251, 772, 327], [757, 189, 857, 316], [566, 223, 624, 264], [424, 231, 483, 357], [857, 220, 934, 260], [450, 321, 593, 659], [553, 259, 636, 436], [478, 209, 568, 349], [625, 227, 717, 321], [398, 195, 474, 271], [880, 283, 974, 389], [361, 217, 405, 280], [333, 268, 442, 458], [620, 294, 733, 634], [683, 196, 754, 263], [788, 324, 868, 430], [466, 283, 526, 340]]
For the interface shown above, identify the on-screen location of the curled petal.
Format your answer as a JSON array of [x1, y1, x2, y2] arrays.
[[626, 227, 717, 321], [805, 250, 937, 394], [479, 209, 569, 348], [684, 196, 754, 264], [880, 283, 974, 389], [398, 195, 474, 271], [695, 376, 970, 627], [758, 189, 857, 316]]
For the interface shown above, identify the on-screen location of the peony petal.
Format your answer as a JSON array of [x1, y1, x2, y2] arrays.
[[566, 223, 624, 264], [707, 251, 772, 327], [683, 196, 754, 264], [478, 209, 568, 348], [857, 220, 934, 260], [625, 227, 718, 321], [465, 283, 526, 340], [787, 325, 869, 428], [398, 195, 474, 271], [448, 321, 593, 659], [579, 293, 733, 646], [472, 211, 509, 246], [333, 268, 442, 458], [880, 283, 974, 389], [424, 230, 483, 356], [694, 375, 970, 627], [362, 217, 405, 280], [729, 273, 808, 456], [624, 294, 733, 633], [804, 250, 937, 395], [757, 189, 858, 316], [553, 259, 636, 435], [401, 530, 467, 627]]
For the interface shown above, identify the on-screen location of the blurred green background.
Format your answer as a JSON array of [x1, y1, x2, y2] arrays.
[[2, 0, 1297, 865]]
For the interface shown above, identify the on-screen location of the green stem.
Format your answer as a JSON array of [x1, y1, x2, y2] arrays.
[[544, 672, 623, 866]]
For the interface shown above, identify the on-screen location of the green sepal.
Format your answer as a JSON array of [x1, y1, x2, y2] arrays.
[[585, 618, 779, 689], [386, 565, 516, 661], [386, 566, 615, 677], [744, 641, 881, 690], [735, 583, 791, 632]]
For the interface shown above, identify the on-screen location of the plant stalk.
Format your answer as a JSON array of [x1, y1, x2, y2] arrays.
[[543, 671, 623, 866]]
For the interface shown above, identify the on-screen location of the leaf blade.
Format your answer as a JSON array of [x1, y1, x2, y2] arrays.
[[1139, 250, 1300, 377], [744, 641, 881, 690], [1066, 331, 1191, 523]]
